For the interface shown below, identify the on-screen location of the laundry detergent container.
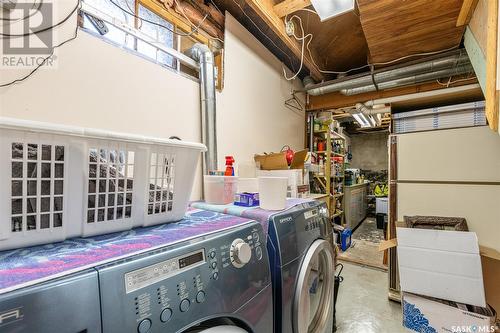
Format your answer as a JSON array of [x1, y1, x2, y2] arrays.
[[0, 117, 206, 251]]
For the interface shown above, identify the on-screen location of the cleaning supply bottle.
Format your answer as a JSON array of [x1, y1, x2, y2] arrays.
[[225, 156, 235, 176]]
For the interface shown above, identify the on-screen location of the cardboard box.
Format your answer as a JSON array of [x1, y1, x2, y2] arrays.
[[254, 149, 308, 170], [379, 225, 486, 306], [396, 228, 486, 307], [480, 246, 500, 316], [402, 292, 497, 333], [256, 169, 310, 198]]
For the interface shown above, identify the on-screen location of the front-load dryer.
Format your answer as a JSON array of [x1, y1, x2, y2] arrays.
[[97, 219, 273, 333], [268, 201, 335, 333]]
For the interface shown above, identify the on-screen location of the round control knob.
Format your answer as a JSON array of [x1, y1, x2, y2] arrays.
[[196, 290, 206, 303], [160, 308, 172, 322], [179, 299, 190, 312], [230, 238, 252, 268], [137, 318, 151, 333], [255, 246, 263, 260]]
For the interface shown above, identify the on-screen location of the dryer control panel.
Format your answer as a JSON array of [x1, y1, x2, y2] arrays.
[[96, 221, 269, 333]]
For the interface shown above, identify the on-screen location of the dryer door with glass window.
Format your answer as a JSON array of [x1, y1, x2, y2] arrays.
[[293, 239, 334, 333]]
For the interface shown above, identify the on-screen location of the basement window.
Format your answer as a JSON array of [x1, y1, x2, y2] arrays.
[[136, 5, 176, 69], [82, 0, 136, 48], [81, 0, 177, 70]]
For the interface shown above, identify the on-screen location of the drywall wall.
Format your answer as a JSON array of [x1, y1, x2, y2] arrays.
[[397, 126, 500, 182], [349, 132, 389, 171], [216, 14, 305, 172], [395, 126, 500, 252], [0, 6, 304, 198]]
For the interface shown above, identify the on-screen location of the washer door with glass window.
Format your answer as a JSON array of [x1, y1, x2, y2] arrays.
[[293, 239, 334, 333]]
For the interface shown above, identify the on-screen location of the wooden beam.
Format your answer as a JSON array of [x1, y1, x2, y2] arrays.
[[244, 0, 323, 80], [485, 0, 499, 131], [456, 0, 479, 26], [273, 0, 311, 18], [306, 80, 481, 111]]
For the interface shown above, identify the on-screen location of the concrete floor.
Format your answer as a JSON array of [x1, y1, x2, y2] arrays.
[[335, 262, 407, 333], [337, 218, 386, 270]]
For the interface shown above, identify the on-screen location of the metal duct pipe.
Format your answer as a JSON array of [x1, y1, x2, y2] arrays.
[[305, 50, 471, 96], [354, 103, 391, 115], [185, 43, 217, 174], [341, 64, 474, 95]]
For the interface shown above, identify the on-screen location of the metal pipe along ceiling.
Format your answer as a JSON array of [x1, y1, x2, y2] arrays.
[[304, 50, 473, 96], [185, 43, 218, 174]]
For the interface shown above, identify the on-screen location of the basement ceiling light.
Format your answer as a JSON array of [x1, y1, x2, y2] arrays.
[[310, 0, 355, 22], [352, 113, 370, 128]]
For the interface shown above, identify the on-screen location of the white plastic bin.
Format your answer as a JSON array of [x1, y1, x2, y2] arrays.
[[204, 176, 238, 205], [237, 177, 258, 193], [0, 117, 206, 251], [258, 177, 287, 210]]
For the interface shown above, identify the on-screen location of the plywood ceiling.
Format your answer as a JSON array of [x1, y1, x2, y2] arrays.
[[357, 0, 466, 63], [295, 10, 369, 73]]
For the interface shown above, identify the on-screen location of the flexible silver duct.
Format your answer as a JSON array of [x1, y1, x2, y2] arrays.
[[185, 43, 217, 174], [304, 50, 472, 96], [341, 64, 474, 95]]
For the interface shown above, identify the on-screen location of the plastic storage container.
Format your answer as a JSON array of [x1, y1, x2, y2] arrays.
[[0, 117, 206, 251], [258, 176, 287, 210], [237, 177, 258, 193], [203, 175, 238, 205]]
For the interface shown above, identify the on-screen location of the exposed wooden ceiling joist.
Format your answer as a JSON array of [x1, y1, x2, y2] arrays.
[[273, 0, 311, 18], [456, 0, 479, 26], [244, 0, 323, 80]]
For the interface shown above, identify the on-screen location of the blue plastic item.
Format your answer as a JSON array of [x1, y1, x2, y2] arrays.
[[340, 228, 352, 251]]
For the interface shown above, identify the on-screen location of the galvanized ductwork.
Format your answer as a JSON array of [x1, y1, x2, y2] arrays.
[[185, 43, 217, 174], [304, 50, 474, 96]]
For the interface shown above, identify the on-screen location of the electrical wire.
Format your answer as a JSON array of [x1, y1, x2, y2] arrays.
[[436, 75, 477, 88], [0, 0, 80, 37], [291, 2, 461, 76], [172, 0, 223, 43], [228, 0, 296, 74], [209, 0, 223, 15], [0, 0, 43, 23], [282, 14, 311, 80], [109, 0, 219, 42], [0, 2, 81, 88]]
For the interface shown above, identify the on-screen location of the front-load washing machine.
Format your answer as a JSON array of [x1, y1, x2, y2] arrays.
[[97, 219, 273, 333], [0, 219, 273, 333], [268, 201, 335, 333]]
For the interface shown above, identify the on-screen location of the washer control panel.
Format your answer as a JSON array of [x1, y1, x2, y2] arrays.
[[96, 221, 269, 333], [125, 250, 205, 293]]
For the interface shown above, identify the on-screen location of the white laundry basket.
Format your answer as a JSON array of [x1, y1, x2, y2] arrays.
[[0, 118, 206, 251]]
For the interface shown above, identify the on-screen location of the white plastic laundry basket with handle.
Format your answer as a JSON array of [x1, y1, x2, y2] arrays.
[[0, 117, 206, 250]]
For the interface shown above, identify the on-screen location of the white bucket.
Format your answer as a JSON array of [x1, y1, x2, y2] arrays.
[[237, 178, 258, 193], [258, 176, 287, 210], [204, 175, 238, 205]]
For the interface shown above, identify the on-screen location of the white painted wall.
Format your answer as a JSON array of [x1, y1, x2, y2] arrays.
[[216, 14, 305, 173], [0, 7, 304, 199]]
